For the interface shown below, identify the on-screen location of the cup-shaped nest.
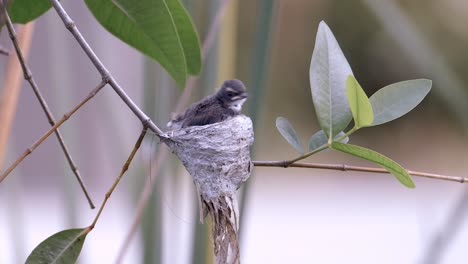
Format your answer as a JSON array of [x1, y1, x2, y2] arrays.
[[162, 115, 254, 200]]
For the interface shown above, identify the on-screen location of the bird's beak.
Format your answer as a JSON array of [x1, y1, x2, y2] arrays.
[[240, 92, 248, 99]]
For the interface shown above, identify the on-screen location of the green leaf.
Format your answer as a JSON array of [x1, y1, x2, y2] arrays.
[[276, 117, 304, 154], [310, 21, 353, 138], [8, 0, 51, 24], [25, 228, 89, 264], [369, 79, 432, 126], [308, 130, 348, 151], [346, 75, 374, 129], [164, 0, 201, 75], [331, 142, 415, 188], [84, 0, 202, 87]]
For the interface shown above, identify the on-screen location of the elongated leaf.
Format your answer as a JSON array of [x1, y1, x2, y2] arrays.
[[346, 76, 373, 128], [26, 228, 88, 264], [276, 117, 304, 154], [164, 0, 201, 75], [369, 79, 432, 126], [308, 130, 348, 151], [331, 142, 415, 188], [8, 0, 51, 24], [85, 0, 201, 87], [310, 21, 353, 138]]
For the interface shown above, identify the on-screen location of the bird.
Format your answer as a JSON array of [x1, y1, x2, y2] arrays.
[[167, 79, 248, 130]]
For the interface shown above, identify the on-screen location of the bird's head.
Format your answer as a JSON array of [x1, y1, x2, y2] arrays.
[[217, 79, 248, 112]]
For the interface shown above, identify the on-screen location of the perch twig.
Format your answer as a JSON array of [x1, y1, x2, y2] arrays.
[[253, 161, 468, 183]]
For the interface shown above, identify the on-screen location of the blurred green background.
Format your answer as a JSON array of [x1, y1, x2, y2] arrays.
[[1, 0, 468, 263]]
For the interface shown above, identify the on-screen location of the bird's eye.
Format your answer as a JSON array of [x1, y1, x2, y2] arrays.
[[227, 92, 234, 97]]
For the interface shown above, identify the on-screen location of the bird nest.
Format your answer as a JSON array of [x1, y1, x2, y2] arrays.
[[162, 115, 254, 264], [162, 115, 254, 200]]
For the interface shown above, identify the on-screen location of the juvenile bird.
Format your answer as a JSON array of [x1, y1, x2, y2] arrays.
[[167, 79, 248, 130]]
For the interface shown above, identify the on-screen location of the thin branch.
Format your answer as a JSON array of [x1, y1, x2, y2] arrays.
[[49, 0, 165, 137], [116, 0, 233, 262], [90, 127, 147, 229], [0, 81, 107, 183], [2, 8, 95, 209], [0, 23, 33, 171], [253, 161, 468, 183]]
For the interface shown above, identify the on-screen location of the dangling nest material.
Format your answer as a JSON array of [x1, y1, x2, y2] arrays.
[[162, 115, 254, 264]]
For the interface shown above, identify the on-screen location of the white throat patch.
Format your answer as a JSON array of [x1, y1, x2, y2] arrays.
[[229, 98, 247, 112]]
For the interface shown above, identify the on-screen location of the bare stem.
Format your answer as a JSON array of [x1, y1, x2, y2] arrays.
[[0, 81, 107, 183], [2, 7, 95, 209], [49, 0, 164, 137], [253, 161, 468, 183], [90, 128, 147, 229], [0, 23, 33, 172]]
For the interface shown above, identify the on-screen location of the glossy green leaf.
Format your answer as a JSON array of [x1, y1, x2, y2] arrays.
[[346, 75, 374, 128], [276, 117, 304, 154], [8, 0, 51, 24], [331, 142, 415, 188], [25, 228, 88, 264], [308, 130, 348, 151], [310, 21, 353, 138], [369, 79, 431, 126], [85, 0, 201, 87]]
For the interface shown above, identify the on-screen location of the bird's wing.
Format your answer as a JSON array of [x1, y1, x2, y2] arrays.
[[182, 100, 225, 127]]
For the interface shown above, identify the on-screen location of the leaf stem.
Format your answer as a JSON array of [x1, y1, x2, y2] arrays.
[[283, 143, 329, 166], [341, 126, 358, 141], [283, 126, 358, 166]]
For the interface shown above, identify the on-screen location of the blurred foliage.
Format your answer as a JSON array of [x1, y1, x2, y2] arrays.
[[8, 0, 51, 24]]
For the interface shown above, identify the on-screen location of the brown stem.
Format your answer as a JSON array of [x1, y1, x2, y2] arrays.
[[253, 161, 467, 183]]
